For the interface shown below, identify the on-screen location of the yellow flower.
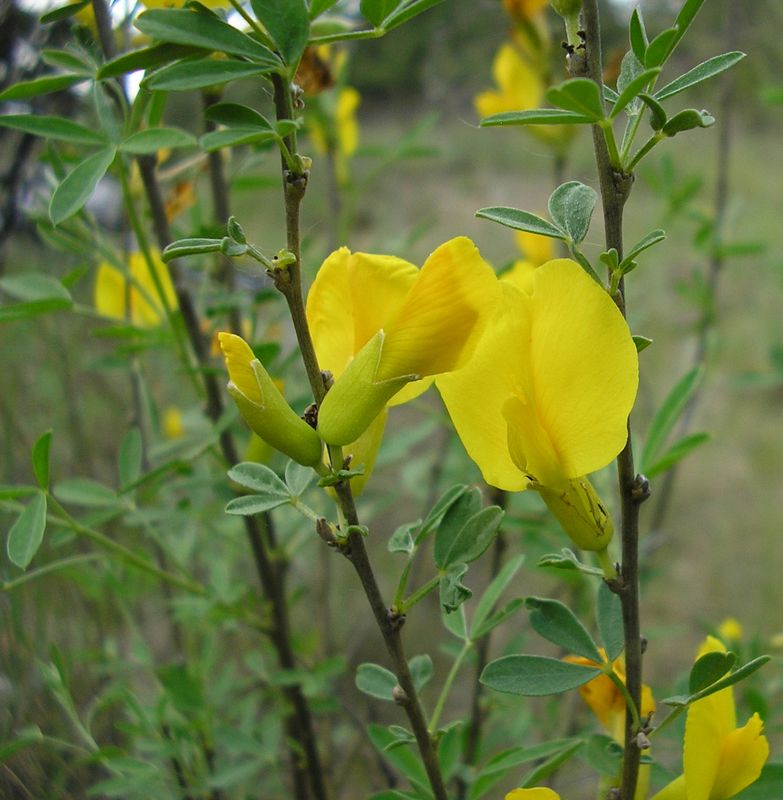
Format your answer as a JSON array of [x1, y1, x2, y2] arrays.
[[162, 406, 184, 439], [476, 43, 574, 150], [651, 636, 769, 800], [309, 86, 361, 184], [565, 650, 656, 744], [506, 790, 560, 800], [502, 229, 556, 291], [309, 237, 498, 449], [218, 333, 323, 467], [717, 618, 743, 644], [437, 259, 638, 551], [502, 0, 550, 21], [94, 250, 177, 328]]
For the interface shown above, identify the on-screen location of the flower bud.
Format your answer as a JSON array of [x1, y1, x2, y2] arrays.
[[219, 333, 323, 467]]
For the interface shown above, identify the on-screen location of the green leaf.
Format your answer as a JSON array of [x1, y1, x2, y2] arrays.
[[0, 726, 44, 762], [0, 274, 71, 302], [204, 103, 274, 130], [662, 108, 715, 136], [135, 9, 281, 65], [200, 129, 277, 151], [42, 49, 94, 74], [382, 0, 445, 31], [481, 108, 594, 127], [7, 493, 47, 570], [55, 477, 118, 507], [32, 430, 53, 489], [442, 506, 503, 569], [610, 67, 660, 118], [50, 147, 116, 225], [665, 656, 770, 707], [356, 662, 397, 700], [689, 650, 735, 694], [0, 298, 73, 323], [310, 0, 340, 18], [656, 52, 745, 102], [547, 78, 605, 121], [437, 724, 462, 781], [146, 59, 275, 91], [367, 724, 429, 795], [227, 462, 291, 496], [526, 597, 602, 661], [158, 664, 204, 716], [119, 127, 196, 154], [360, 0, 398, 26], [224, 494, 291, 515], [644, 26, 679, 69], [161, 237, 223, 260], [519, 738, 583, 788], [40, 0, 89, 23], [547, 181, 596, 245], [0, 74, 89, 101], [596, 582, 623, 661], [471, 598, 525, 640], [628, 7, 648, 64], [0, 114, 107, 146], [645, 432, 710, 478], [441, 601, 467, 640], [433, 487, 481, 569], [98, 43, 208, 80], [415, 484, 468, 545], [638, 92, 667, 131], [471, 553, 525, 639], [668, 0, 706, 61], [476, 207, 565, 240], [633, 335, 653, 353], [284, 460, 313, 496], [388, 521, 418, 555], [640, 367, 703, 472], [481, 655, 601, 696], [621, 229, 666, 270], [409, 654, 433, 693], [468, 739, 578, 800], [118, 429, 143, 490], [538, 547, 605, 577], [250, 0, 309, 65], [440, 562, 472, 613]]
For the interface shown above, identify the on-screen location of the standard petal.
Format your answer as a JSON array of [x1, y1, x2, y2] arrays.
[[378, 237, 498, 382], [683, 691, 726, 800], [437, 281, 529, 491], [650, 774, 687, 800], [505, 789, 560, 800], [337, 87, 360, 157], [306, 248, 417, 379], [492, 43, 543, 110], [527, 259, 638, 478]]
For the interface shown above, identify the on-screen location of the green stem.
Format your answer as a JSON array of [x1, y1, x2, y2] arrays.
[[626, 132, 664, 173], [606, 667, 642, 732], [599, 121, 623, 171], [428, 633, 472, 734], [400, 575, 440, 614], [648, 705, 686, 739], [392, 557, 415, 610], [308, 28, 384, 45], [0, 554, 107, 592]]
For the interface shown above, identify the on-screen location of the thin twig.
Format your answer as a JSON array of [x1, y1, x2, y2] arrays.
[[579, 3, 645, 798], [271, 73, 448, 800]]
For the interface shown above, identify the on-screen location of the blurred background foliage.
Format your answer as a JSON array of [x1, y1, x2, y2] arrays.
[[1, 0, 783, 797]]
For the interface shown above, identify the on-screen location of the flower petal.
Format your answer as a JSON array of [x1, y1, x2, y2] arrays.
[[128, 250, 176, 327], [306, 247, 417, 380], [437, 281, 529, 491], [219, 332, 263, 405], [713, 713, 768, 799], [377, 237, 498, 382], [505, 789, 560, 800], [94, 262, 127, 321], [527, 259, 638, 478], [650, 774, 687, 800]]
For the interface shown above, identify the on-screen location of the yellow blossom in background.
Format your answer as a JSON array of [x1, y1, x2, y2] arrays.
[[565, 650, 656, 744], [309, 237, 498, 451], [506, 789, 560, 800], [437, 259, 638, 551], [94, 250, 177, 328], [476, 43, 574, 150], [651, 636, 769, 800], [502, 229, 556, 291], [162, 406, 184, 439], [218, 333, 323, 467], [309, 87, 361, 184], [502, 0, 549, 20], [718, 617, 743, 644]]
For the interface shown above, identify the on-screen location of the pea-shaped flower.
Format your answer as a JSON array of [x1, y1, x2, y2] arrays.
[[437, 258, 638, 551], [219, 333, 322, 467], [651, 636, 768, 800], [309, 236, 498, 448]]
